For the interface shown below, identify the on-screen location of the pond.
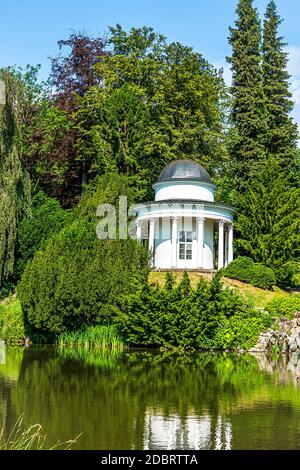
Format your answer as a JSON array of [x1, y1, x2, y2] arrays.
[[0, 347, 300, 450]]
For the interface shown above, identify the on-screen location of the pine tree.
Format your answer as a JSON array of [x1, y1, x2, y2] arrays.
[[0, 70, 31, 288], [262, 0, 298, 174], [227, 0, 267, 189], [235, 158, 300, 286]]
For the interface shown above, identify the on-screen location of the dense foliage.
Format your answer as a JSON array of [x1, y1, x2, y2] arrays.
[[227, 0, 266, 187], [16, 192, 69, 276], [115, 272, 270, 350], [266, 295, 300, 319], [18, 219, 148, 336], [0, 299, 25, 343], [223, 256, 276, 290], [234, 159, 300, 286], [262, 1, 298, 173], [74, 25, 227, 198], [0, 70, 31, 289], [226, 0, 299, 285]]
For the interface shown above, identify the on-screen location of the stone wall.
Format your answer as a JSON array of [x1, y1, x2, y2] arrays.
[[250, 313, 300, 354]]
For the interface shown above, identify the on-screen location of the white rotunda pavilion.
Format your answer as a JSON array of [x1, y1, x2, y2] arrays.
[[135, 160, 235, 271]]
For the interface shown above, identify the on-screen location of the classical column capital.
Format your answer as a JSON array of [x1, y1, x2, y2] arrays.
[[149, 218, 155, 225], [197, 216, 205, 224], [171, 216, 179, 221], [219, 219, 226, 227]]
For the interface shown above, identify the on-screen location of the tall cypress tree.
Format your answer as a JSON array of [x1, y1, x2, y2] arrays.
[[227, 0, 267, 189], [0, 70, 31, 289], [262, 0, 298, 173]]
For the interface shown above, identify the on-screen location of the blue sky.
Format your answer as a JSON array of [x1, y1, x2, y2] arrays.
[[2, 0, 300, 126]]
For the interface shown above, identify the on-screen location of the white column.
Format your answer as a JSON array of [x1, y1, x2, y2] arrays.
[[224, 226, 229, 267], [228, 223, 233, 265], [218, 220, 225, 270], [148, 219, 155, 267], [136, 221, 142, 242], [197, 217, 205, 268], [171, 217, 178, 268]]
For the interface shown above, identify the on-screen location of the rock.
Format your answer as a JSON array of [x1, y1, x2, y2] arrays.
[[294, 312, 300, 319], [252, 317, 300, 355]]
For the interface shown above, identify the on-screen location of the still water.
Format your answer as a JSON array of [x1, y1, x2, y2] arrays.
[[1, 347, 300, 450]]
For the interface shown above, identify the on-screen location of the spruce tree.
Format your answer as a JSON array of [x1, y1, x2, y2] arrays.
[[0, 70, 31, 289], [235, 158, 300, 286], [227, 0, 267, 188], [262, 0, 298, 174]]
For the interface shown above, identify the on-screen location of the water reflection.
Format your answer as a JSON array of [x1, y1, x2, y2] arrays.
[[0, 347, 300, 450], [144, 413, 232, 450], [253, 353, 300, 387]]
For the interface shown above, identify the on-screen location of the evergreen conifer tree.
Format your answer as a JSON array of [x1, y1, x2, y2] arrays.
[[262, 0, 298, 174], [0, 70, 31, 288], [227, 0, 267, 189], [235, 158, 300, 285]]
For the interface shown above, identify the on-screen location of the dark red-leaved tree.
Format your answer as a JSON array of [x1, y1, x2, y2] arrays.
[[49, 32, 108, 113], [24, 33, 109, 206]]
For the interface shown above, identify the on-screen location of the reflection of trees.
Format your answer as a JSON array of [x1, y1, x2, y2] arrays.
[[0, 348, 24, 433], [2, 348, 300, 449]]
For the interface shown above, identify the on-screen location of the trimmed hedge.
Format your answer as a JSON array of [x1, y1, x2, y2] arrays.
[[223, 256, 276, 290], [266, 295, 300, 319]]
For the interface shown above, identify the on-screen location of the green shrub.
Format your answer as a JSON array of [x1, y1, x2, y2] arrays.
[[266, 295, 300, 319], [223, 256, 276, 290], [223, 256, 254, 283], [18, 219, 148, 336], [250, 263, 276, 290], [215, 310, 274, 350], [16, 192, 69, 277], [0, 299, 25, 342], [115, 273, 257, 350]]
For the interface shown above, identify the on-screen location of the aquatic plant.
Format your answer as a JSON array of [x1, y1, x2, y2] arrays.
[[57, 324, 125, 350]]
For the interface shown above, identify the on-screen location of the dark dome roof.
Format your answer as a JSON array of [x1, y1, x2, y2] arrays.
[[157, 160, 212, 184]]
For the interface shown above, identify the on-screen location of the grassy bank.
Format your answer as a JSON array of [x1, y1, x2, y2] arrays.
[[149, 271, 290, 309], [57, 325, 125, 350]]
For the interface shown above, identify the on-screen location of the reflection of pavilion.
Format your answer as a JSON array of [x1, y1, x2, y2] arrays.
[[143, 411, 232, 450], [0, 345, 6, 365]]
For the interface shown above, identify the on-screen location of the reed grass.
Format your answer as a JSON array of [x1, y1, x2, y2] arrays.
[[0, 416, 80, 450], [57, 325, 125, 351]]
